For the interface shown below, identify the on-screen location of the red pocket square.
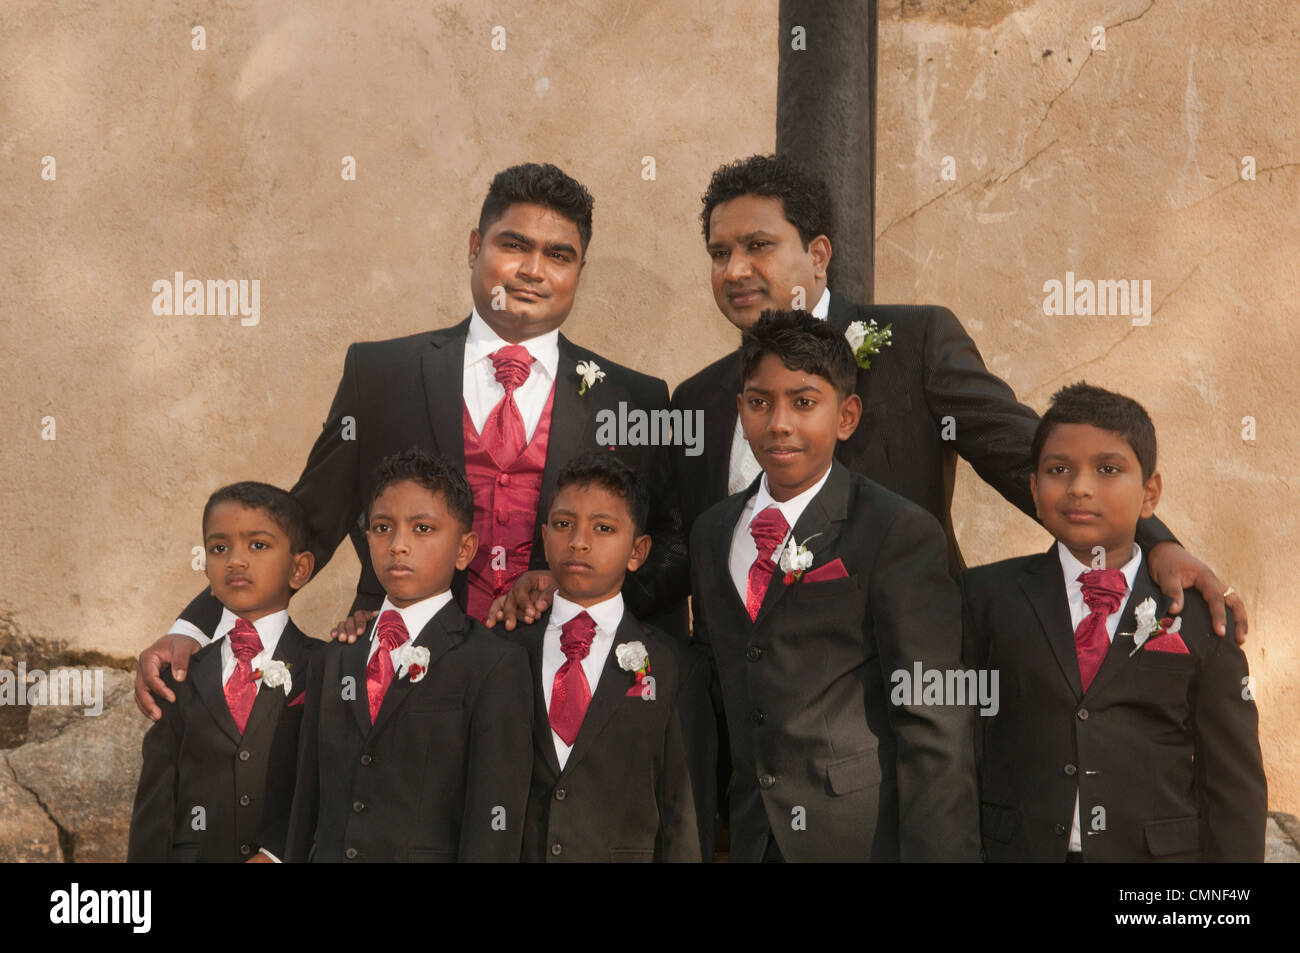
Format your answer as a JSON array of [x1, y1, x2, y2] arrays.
[[802, 558, 849, 583], [1143, 632, 1190, 654], [288, 691, 306, 707]]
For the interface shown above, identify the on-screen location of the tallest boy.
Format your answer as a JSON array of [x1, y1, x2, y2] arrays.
[[136, 163, 685, 717]]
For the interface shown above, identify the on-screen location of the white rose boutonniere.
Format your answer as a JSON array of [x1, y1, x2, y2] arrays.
[[616, 641, 654, 699], [395, 644, 431, 683], [256, 659, 292, 696], [576, 360, 606, 396], [844, 319, 893, 370], [778, 533, 821, 585]]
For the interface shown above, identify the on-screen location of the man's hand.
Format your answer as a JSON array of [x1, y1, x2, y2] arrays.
[[329, 610, 378, 644], [245, 853, 275, 863], [484, 571, 558, 630], [134, 633, 202, 722], [1148, 541, 1249, 644]]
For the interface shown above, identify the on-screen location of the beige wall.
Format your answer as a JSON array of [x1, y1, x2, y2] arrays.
[[2, 1, 1296, 810]]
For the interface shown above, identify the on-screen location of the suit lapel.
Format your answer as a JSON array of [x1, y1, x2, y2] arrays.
[[711, 479, 761, 623], [707, 351, 743, 501], [191, 642, 242, 745], [241, 622, 311, 741], [420, 317, 471, 472], [342, 625, 373, 736], [534, 335, 589, 552], [1018, 547, 1084, 701], [753, 462, 850, 627], [370, 603, 467, 738], [519, 617, 561, 779], [1084, 561, 1165, 701], [562, 612, 640, 776]]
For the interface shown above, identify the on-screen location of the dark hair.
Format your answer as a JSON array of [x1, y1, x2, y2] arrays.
[[477, 162, 594, 254], [203, 482, 309, 554], [1031, 382, 1158, 480], [700, 153, 834, 247], [549, 451, 650, 536], [740, 309, 857, 399], [365, 448, 475, 533]]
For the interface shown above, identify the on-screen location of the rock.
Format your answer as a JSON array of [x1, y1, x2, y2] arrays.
[[0, 753, 61, 862], [24, 669, 133, 745], [7, 671, 149, 862]]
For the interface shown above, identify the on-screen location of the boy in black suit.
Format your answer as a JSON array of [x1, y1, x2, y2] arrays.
[[510, 452, 715, 862], [129, 482, 318, 862], [285, 449, 532, 862], [961, 383, 1266, 862], [690, 310, 979, 862]]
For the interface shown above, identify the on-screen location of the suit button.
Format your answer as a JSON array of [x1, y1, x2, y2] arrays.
[[496, 510, 508, 525], [1054, 823, 1067, 836], [751, 709, 766, 725], [360, 754, 373, 766], [353, 801, 366, 813], [498, 473, 511, 487], [238, 750, 251, 762], [758, 773, 776, 789], [240, 844, 251, 856], [1064, 763, 1077, 776], [1076, 708, 1089, 721], [550, 844, 563, 856], [238, 795, 251, 807], [554, 788, 566, 801], [345, 847, 358, 860], [745, 646, 763, 662]]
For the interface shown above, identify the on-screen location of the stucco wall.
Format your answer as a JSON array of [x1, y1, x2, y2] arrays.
[[2, 0, 1295, 812]]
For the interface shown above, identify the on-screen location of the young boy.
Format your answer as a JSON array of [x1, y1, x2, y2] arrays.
[[129, 482, 318, 862], [509, 451, 715, 862], [285, 448, 533, 862], [689, 309, 980, 862], [960, 383, 1267, 862]]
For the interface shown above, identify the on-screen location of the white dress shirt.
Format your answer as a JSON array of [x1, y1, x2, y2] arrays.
[[1058, 541, 1141, 852], [214, 608, 289, 685], [727, 287, 832, 494], [542, 592, 623, 770], [366, 590, 455, 664], [727, 466, 833, 603]]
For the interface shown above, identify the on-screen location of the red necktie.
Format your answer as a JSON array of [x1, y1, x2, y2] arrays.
[[549, 612, 595, 747], [745, 506, 790, 621], [480, 345, 534, 468], [366, 610, 409, 722], [224, 618, 263, 734], [1075, 569, 1127, 691]]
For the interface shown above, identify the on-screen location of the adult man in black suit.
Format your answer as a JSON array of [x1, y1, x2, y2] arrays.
[[673, 154, 1247, 639], [135, 163, 686, 719]]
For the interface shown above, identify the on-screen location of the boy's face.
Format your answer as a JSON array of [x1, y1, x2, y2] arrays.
[[1031, 423, 1162, 570], [468, 201, 585, 344], [738, 353, 861, 502], [542, 481, 651, 608], [366, 480, 478, 608], [706, 194, 831, 331], [204, 503, 313, 621]]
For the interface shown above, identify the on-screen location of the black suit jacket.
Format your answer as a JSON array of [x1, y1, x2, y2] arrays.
[[284, 599, 533, 862], [670, 293, 1177, 573], [179, 316, 686, 633], [128, 619, 319, 862], [690, 460, 980, 862], [510, 608, 716, 862], [960, 547, 1267, 862]]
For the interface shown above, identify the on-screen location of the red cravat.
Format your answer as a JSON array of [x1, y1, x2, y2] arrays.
[[549, 611, 595, 747], [224, 618, 263, 734], [480, 345, 534, 469], [1075, 569, 1127, 691], [745, 506, 790, 621], [366, 610, 409, 722]]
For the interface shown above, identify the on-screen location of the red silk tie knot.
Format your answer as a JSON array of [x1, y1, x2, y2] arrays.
[[366, 610, 409, 722], [491, 345, 534, 393], [549, 611, 596, 747], [224, 618, 264, 735], [559, 611, 596, 662], [229, 618, 262, 662], [745, 506, 790, 621], [1074, 568, 1127, 691]]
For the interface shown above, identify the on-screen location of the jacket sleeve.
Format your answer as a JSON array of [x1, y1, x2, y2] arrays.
[[283, 651, 327, 862], [127, 674, 184, 862], [658, 644, 716, 862]]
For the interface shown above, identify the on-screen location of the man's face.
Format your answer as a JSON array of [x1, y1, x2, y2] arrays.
[[366, 480, 478, 608], [1031, 423, 1162, 570], [204, 503, 313, 621], [706, 194, 830, 330], [468, 202, 585, 344], [542, 482, 650, 607], [738, 353, 861, 502]]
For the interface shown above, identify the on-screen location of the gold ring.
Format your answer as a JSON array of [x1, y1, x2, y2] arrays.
[[1223, 586, 1236, 598]]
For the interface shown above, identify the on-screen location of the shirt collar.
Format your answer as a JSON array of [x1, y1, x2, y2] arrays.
[[374, 590, 455, 646], [464, 307, 560, 381], [216, 608, 289, 662], [811, 287, 831, 319], [1056, 541, 1143, 597], [748, 464, 833, 537], [549, 591, 624, 638]]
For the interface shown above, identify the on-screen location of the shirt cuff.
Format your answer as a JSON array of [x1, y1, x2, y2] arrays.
[[167, 618, 211, 646], [258, 848, 282, 863]]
